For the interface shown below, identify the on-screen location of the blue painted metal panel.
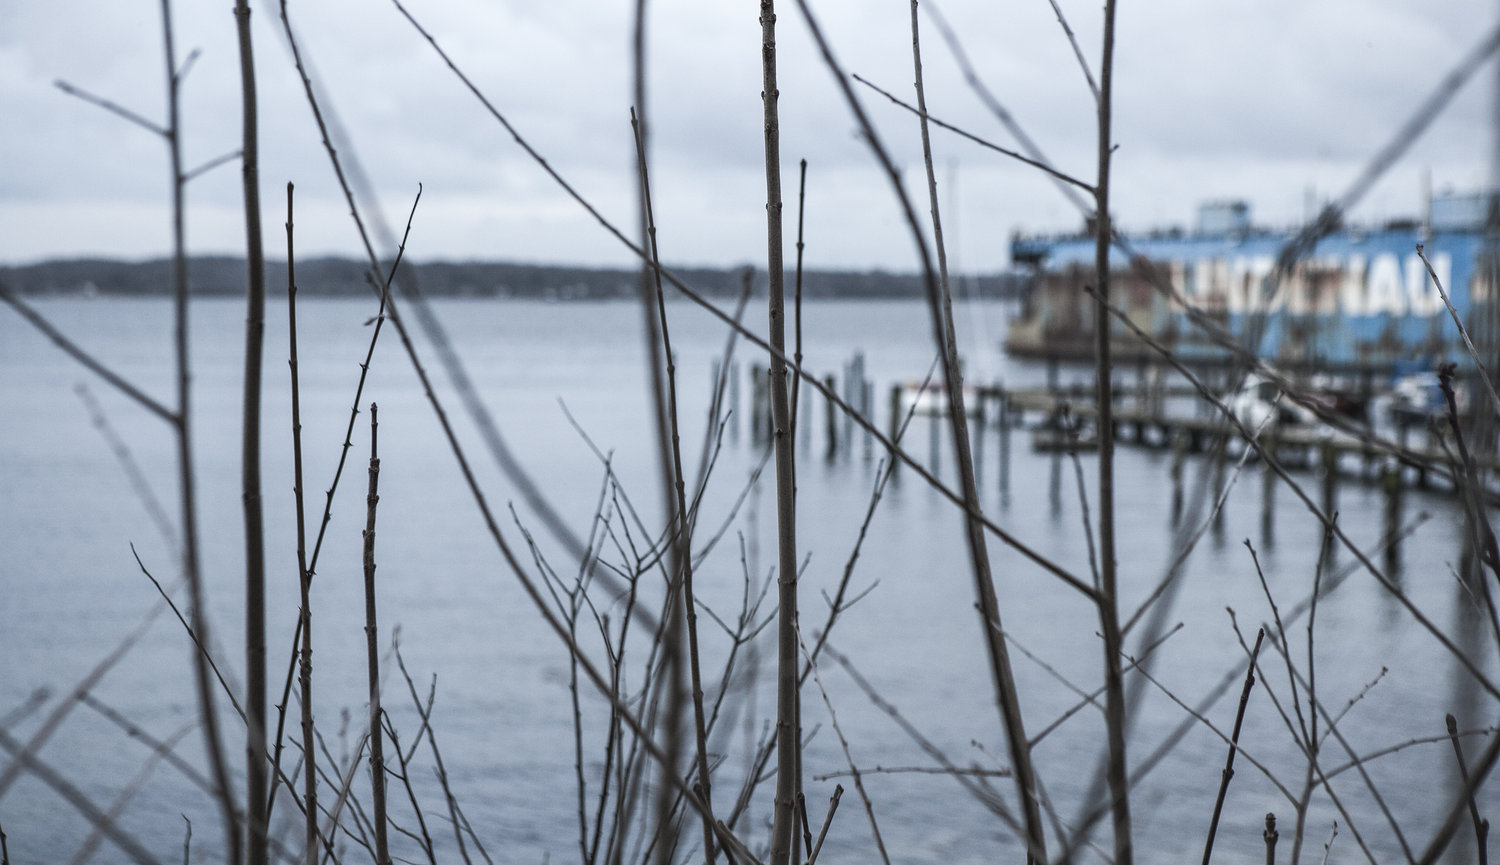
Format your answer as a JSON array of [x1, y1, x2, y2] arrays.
[[1008, 225, 1499, 372]]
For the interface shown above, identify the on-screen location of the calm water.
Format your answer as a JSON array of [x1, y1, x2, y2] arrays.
[[1, 295, 1495, 864]]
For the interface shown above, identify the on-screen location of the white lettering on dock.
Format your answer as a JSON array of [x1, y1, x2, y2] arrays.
[[1175, 251, 1451, 317]]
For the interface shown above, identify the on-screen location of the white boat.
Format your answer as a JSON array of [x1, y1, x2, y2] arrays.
[[898, 380, 982, 417]]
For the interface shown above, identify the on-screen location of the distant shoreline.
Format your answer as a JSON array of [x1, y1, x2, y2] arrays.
[[0, 256, 1024, 300]]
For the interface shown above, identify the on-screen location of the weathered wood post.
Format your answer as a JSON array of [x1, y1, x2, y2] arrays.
[[795, 364, 810, 452], [729, 360, 741, 442], [998, 386, 1012, 505], [929, 394, 942, 476], [1260, 430, 1277, 546], [824, 373, 838, 461], [751, 362, 766, 444], [843, 351, 864, 455], [1169, 429, 1187, 526], [888, 383, 903, 478], [1048, 448, 1062, 516], [972, 387, 985, 482], [1320, 439, 1338, 519], [1382, 459, 1404, 574], [1320, 440, 1339, 566], [1211, 434, 1227, 534], [862, 378, 874, 462]]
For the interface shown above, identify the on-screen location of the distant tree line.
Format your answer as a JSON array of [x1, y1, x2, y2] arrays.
[[0, 256, 1025, 300]]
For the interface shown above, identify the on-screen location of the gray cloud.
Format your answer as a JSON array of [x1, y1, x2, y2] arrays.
[[0, 0, 1491, 270]]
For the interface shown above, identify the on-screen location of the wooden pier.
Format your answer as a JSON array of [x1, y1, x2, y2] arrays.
[[982, 383, 1500, 492], [731, 357, 1495, 500]]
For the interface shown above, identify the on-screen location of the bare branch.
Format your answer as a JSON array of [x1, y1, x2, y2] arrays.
[[851, 73, 1095, 195], [54, 79, 167, 137], [0, 284, 174, 423]]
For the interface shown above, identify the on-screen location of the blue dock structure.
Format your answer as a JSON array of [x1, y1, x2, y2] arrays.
[[1007, 194, 1499, 376]]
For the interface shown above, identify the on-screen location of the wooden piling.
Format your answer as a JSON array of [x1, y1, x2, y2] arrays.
[[1169, 430, 1186, 527], [1261, 457, 1275, 547], [1382, 460, 1403, 574], [888, 383, 902, 477], [1260, 430, 1277, 545], [929, 401, 941, 476], [750, 363, 766, 444], [1211, 434, 1227, 534], [972, 386, 985, 482], [729, 360, 741, 441], [711, 357, 721, 407], [801, 368, 813, 450], [862, 379, 874, 462], [1320, 440, 1339, 566], [1320, 439, 1338, 520], [998, 389, 1011, 506], [1048, 449, 1062, 516], [824, 373, 838, 461], [843, 352, 864, 454]]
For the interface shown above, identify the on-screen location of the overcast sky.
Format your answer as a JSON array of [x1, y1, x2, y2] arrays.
[[1, 0, 1494, 272]]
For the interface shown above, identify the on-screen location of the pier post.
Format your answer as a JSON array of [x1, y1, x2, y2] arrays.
[[1212, 435, 1227, 534], [729, 360, 741, 441], [1320, 440, 1338, 520], [824, 373, 838, 461], [1048, 449, 1062, 516], [999, 387, 1012, 506], [1382, 460, 1404, 574], [1261, 457, 1275, 548], [862, 379, 874, 462], [888, 383, 903, 477], [750, 363, 766, 444], [1170, 430, 1186, 527], [711, 357, 721, 410], [971, 385, 984, 482], [804, 369, 815, 451], [929, 399, 942, 476], [1320, 440, 1339, 566], [843, 351, 864, 454]]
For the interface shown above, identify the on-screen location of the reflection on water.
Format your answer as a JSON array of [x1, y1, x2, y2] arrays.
[[0, 297, 1496, 864]]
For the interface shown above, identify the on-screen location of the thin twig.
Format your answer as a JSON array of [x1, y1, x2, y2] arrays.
[[630, 103, 715, 865], [0, 574, 173, 800], [182, 149, 243, 184], [282, 179, 319, 865], [1202, 628, 1265, 865], [790, 4, 1051, 859], [922, 2, 1092, 212], [53, 79, 167, 136], [1446, 713, 1491, 865], [757, 6, 802, 865], [393, 654, 471, 865], [66, 721, 196, 865], [74, 383, 177, 549], [386, 0, 1095, 604], [1043, 0, 1100, 99], [362, 404, 391, 865], [0, 727, 161, 865], [131, 547, 245, 722], [1418, 245, 1500, 412], [154, 0, 238, 854], [0, 285, 173, 422], [825, 645, 1021, 833], [1095, 289, 1500, 699], [806, 785, 842, 865], [851, 73, 1094, 195], [234, 0, 271, 857], [267, 185, 421, 821], [799, 631, 891, 865]]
